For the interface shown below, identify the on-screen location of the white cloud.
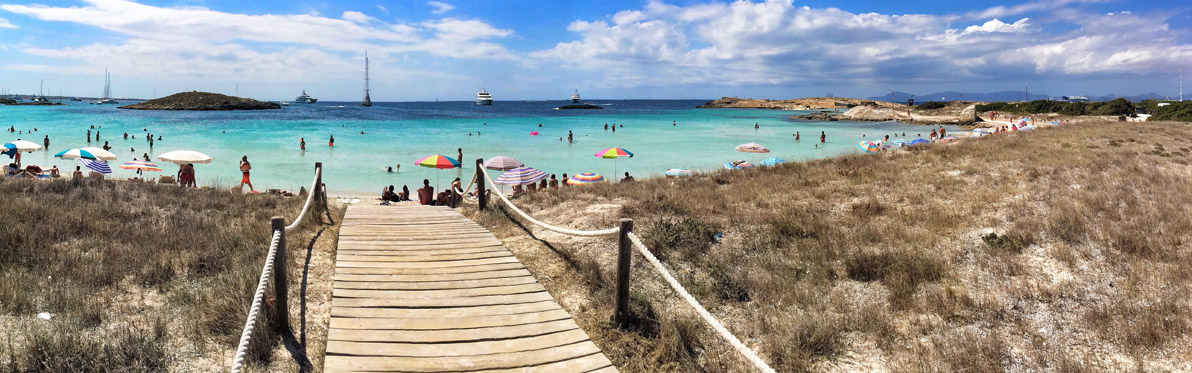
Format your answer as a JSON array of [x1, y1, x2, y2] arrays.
[[376, 4, 388, 14], [0, 16, 15, 28], [427, 1, 454, 15], [342, 11, 376, 24]]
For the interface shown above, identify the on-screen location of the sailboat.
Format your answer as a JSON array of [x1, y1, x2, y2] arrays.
[[95, 69, 118, 104], [361, 51, 373, 107]]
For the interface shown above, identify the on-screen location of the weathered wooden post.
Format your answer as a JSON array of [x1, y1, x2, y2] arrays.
[[314, 162, 324, 209], [271, 216, 289, 332], [475, 158, 487, 211], [615, 218, 633, 325]]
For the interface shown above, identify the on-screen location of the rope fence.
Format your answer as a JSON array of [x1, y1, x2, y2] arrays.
[[230, 162, 329, 373], [474, 163, 774, 372]]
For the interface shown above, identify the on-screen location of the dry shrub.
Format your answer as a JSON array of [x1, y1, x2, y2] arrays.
[[641, 216, 719, 261]]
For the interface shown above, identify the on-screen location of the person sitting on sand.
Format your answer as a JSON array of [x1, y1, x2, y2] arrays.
[[72, 166, 84, 180], [451, 178, 463, 206], [538, 179, 547, 191], [622, 172, 634, 183], [49, 165, 60, 178], [399, 185, 410, 201], [417, 179, 434, 205], [527, 182, 537, 193], [88, 170, 104, 181], [512, 184, 524, 195], [435, 191, 450, 206], [561, 173, 570, 187], [24, 165, 42, 178], [382, 185, 395, 201], [549, 174, 559, 189]]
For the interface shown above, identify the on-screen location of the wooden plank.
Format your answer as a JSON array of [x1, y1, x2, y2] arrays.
[[336, 244, 508, 253], [332, 262, 525, 275], [327, 319, 580, 343], [335, 251, 512, 263], [323, 341, 603, 372], [332, 276, 538, 290], [333, 268, 533, 283], [330, 291, 554, 308], [336, 256, 520, 269], [332, 283, 545, 299], [337, 237, 504, 246], [330, 301, 562, 319], [329, 309, 572, 330], [336, 245, 509, 256], [472, 354, 615, 373], [325, 329, 591, 357]]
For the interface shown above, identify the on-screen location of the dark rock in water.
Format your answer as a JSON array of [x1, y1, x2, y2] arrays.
[[118, 91, 280, 111], [556, 104, 604, 110], [790, 112, 839, 121], [0, 98, 14, 105]]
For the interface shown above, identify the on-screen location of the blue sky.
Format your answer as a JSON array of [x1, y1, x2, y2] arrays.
[[0, 0, 1189, 101]]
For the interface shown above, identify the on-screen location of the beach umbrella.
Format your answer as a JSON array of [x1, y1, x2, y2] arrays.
[[415, 154, 462, 190], [484, 155, 524, 171], [567, 172, 606, 185], [858, 141, 881, 153], [80, 147, 118, 161], [120, 160, 163, 172], [3, 140, 43, 152], [54, 148, 98, 160], [158, 150, 213, 165], [890, 139, 911, 147], [735, 143, 770, 153], [664, 168, 693, 177], [908, 138, 930, 146], [495, 166, 547, 185], [595, 147, 633, 182], [80, 159, 112, 174], [760, 157, 786, 166]]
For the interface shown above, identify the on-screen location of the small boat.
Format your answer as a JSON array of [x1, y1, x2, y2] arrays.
[[361, 51, 373, 107], [95, 69, 119, 104], [71, 97, 82, 102], [295, 90, 318, 104], [475, 88, 493, 105], [570, 89, 580, 103], [280, 100, 290, 106]]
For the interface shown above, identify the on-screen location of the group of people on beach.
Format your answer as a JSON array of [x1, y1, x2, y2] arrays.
[[381, 177, 465, 207]]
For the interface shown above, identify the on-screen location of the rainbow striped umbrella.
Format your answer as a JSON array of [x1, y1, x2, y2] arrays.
[[664, 168, 693, 177], [567, 172, 605, 185], [415, 154, 461, 190], [595, 147, 633, 182], [858, 141, 881, 153], [495, 166, 547, 185], [120, 160, 163, 172], [415, 154, 461, 169]]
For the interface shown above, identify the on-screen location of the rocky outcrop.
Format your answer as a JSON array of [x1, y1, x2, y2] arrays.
[[698, 97, 902, 110], [118, 91, 280, 110]]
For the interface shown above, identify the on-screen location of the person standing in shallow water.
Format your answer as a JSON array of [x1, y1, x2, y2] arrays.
[[457, 148, 463, 168], [43, 135, 49, 149], [329, 135, 335, 147], [300, 138, 306, 150], [820, 131, 826, 143]]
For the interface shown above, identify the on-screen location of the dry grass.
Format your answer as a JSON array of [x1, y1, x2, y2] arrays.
[[0, 178, 342, 372], [462, 120, 1192, 372]]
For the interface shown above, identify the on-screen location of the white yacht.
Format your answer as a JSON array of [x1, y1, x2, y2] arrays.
[[570, 89, 580, 103], [280, 100, 290, 106], [475, 88, 493, 105], [295, 90, 318, 104], [361, 51, 373, 107]]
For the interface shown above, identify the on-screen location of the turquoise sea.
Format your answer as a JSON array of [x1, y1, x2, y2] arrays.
[[2, 100, 958, 195]]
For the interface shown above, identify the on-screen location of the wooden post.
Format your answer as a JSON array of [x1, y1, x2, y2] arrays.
[[271, 217, 290, 332], [614, 218, 633, 326], [314, 162, 323, 209], [475, 158, 487, 211]]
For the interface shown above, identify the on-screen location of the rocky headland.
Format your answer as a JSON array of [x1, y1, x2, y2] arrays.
[[697, 96, 903, 110], [118, 91, 280, 111]]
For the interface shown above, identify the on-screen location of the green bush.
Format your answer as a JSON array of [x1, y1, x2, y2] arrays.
[[1150, 101, 1192, 122], [917, 101, 947, 110]]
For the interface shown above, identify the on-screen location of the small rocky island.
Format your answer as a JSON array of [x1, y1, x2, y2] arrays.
[[119, 91, 280, 111]]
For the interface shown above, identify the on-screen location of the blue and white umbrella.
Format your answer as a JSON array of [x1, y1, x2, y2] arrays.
[[889, 139, 911, 147], [909, 138, 930, 146], [2, 140, 42, 158], [80, 159, 112, 174], [759, 157, 786, 166], [55, 148, 98, 160]]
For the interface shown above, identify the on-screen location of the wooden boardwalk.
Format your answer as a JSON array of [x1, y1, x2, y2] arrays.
[[325, 205, 616, 372]]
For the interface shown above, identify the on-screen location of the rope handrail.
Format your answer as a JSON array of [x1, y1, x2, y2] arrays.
[[230, 229, 282, 372], [480, 165, 619, 236], [628, 232, 775, 373], [285, 166, 322, 232], [477, 164, 773, 372]]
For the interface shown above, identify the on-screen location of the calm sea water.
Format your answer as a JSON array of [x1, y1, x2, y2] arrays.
[[1, 100, 957, 194]]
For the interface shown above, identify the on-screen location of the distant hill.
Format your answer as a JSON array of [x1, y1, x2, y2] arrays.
[[118, 91, 279, 110], [867, 91, 1166, 103]]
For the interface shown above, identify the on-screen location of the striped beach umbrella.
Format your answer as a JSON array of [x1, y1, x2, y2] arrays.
[[595, 147, 633, 182], [80, 159, 112, 174], [80, 147, 118, 161], [567, 172, 606, 185], [664, 168, 693, 177], [484, 155, 524, 171], [54, 148, 98, 160], [734, 143, 770, 153], [495, 166, 547, 185], [415, 154, 461, 169], [858, 141, 881, 153], [120, 160, 163, 172]]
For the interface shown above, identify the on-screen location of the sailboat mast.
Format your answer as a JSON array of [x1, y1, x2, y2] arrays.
[[361, 50, 373, 106]]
